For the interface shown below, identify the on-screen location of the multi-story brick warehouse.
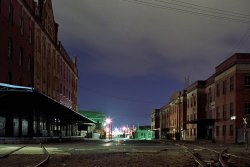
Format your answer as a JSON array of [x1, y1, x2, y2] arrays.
[[0, 0, 93, 139], [186, 80, 214, 141], [156, 53, 250, 143], [34, 0, 78, 111], [158, 91, 186, 140], [0, 0, 35, 86], [151, 109, 160, 139], [214, 53, 250, 143]]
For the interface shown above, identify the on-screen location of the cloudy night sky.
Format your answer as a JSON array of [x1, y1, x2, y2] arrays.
[[51, 0, 250, 128]]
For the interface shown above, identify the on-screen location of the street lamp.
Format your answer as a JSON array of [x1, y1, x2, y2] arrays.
[[122, 126, 127, 138], [105, 118, 112, 140]]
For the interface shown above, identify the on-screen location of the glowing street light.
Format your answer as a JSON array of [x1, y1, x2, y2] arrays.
[[106, 118, 112, 124]]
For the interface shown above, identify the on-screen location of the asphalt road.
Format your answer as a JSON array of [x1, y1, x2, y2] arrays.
[[1, 139, 250, 166], [44, 139, 176, 155], [44, 139, 192, 167]]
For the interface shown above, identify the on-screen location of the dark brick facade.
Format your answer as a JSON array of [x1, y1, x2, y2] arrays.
[[157, 53, 250, 143], [0, 0, 81, 138], [0, 0, 35, 86]]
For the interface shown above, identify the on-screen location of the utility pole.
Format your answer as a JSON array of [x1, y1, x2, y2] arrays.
[[243, 117, 248, 150], [184, 75, 190, 88]]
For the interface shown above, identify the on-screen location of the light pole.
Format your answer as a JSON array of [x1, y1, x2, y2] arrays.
[[243, 117, 248, 150], [106, 118, 112, 140], [122, 126, 127, 138]]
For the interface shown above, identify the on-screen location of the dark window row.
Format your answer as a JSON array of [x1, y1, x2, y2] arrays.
[[59, 83, 72, 100], [216, 125, 234, 137], [216, 103, 234, 119], [216, 76, 234, 97], [7, 37, 32, 71]]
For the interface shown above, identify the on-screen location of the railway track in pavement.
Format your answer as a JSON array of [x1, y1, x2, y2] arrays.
[[178, 142, 250, 167], [219, 149, 250, 167], [0, 144, 49, 167], [178, 143, 220, 167]]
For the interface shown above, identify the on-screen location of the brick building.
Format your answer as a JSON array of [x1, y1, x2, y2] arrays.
[[151, 109, 160, 139], [214, 53, 250, 143], [168, 91, 183, 140], [158, 91, 186, 140], [156, 53, 250, 143], [159, 104, 169, 139], [0, 0, 93, 139], [179, 90, 187, 140], [33, 0, 78, 111], [0, 0, 35, 86], [186, 81, 207, 141], [204, 76, 216, 140]]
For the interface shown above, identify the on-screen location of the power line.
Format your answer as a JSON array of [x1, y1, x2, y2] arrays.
[[154, 0, 250, 20], [78, 84, 165, 104], [121, 0, 250, 24], [228, 28, 250, 55], [169, 0, 250, 18]]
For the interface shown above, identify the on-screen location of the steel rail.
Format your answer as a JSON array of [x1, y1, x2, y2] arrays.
[[34, 144, 50, 167], [219, 149, 228, 167], [177, 144, 208, 167], [0, 145, 26, 158]]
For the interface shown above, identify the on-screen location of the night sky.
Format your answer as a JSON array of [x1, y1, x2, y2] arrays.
[[51, 0, 250, 128]]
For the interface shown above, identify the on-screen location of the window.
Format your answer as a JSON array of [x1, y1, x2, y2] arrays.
[[63, 86, 65, 96], [223, 80, 227, 94], [29, 27, 32, 43], [8, 37, 13, 58], [230, 125, 234, 136], [19, 47, 23, 65], [216, 106, 220, 119], [60, 84, 62, 94], [223, 104, 226, 120], [141, 133, 144, 137], [187, 129, 189, 136], [28, 56, 32, 72], [230, 77, 234, 92], [216, 126, 219, 136], [194, 128, 196, 136], [8, 4, 13, 24], [67, 70, 68, 82], [222, 125, 226, 136], [57, 59, 59, 73], [208, 88, 212, 103], [0, 0, 2, 13], [245, 102, 250, 115], [8, 72, 12, 84], [20, 17, 24, 35], [245, 76, 250, 87], [19, 78, 22, 86], [191, 96, 193, 107], [194, 96, 196, 106], [60, 62, 62, 75], [216, 83, 220, 97], [63, 65, 65, 79], [37, 34, 41, 52], [230, 103, 234, 117]]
